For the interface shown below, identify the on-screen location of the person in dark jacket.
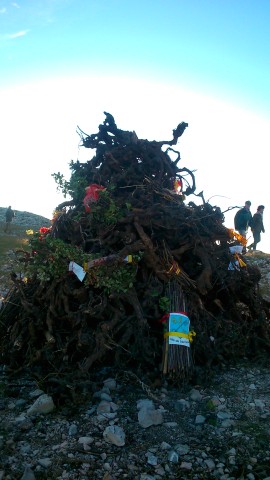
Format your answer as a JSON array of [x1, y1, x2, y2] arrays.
[[234, 201, 253, 238], [248, 205, 265, 251], [4, 206, 15, 233]]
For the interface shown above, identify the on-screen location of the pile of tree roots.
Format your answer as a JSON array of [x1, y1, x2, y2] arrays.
[[1, 113, 270, 382]]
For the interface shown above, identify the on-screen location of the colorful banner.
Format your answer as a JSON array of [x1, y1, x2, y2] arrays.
[[168, 312, 190, 347]]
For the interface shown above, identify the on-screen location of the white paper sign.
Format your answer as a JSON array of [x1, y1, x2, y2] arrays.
[[68, 261, 86, 282]]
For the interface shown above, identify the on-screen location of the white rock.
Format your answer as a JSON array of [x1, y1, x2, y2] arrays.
[[97, 400, 111, 413], [78, 436, 94, 445], [38, 458, 52, 468], [103, 378, 117, 390], [204, 458, 215, 470], [254, 399, 265, 409], [109, 401, 119, 412], [176, 399, 190, 411], [103, 425, 125, 446], [180, 461, 192, 470], [138, 407, 163, 428], [164, 421, 178, 427], [195, 414, 206, 424], [20, 466, 36, 480], [27, 394, 55, 415], [190, 389, 203, 401], [217, 411, 232, 420], [221, 419, 235, 427], [175, 443, 190, 455], [161, 441, 172, 450], [29, 389, 44, 398], [168, 450, 179, 463], [68, 424, 78, 436], [146, 452, 158, 465]]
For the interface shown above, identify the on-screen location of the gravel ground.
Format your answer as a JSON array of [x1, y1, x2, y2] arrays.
[[1, 363, 270, 480]]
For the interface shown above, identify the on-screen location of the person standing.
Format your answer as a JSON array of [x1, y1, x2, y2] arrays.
[[248, 205, 265, 251], [4, 206, 15, 233], [234, 201, 253, 238]]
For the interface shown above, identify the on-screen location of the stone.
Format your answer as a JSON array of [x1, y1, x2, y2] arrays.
[[146, 452, 158, 465], [138, 407, 163, 428], [38, 458, 52, 468], [68, 424, 78, 436], [103, 425, 125, 446], [78, 436, 94, 445], [103, 378, 117, 390], [29, 389, 44, 398], [195, 414, 206, 424], [180, 462, 192, 470], [168, 450, 179, 463], [175, 443, 190, 455], [160, 441, 171, 450], [204, 458, 215, 470], [27, 394, 55, 415], [190, 389, 203, 401], [97, 400, 111, 414], [175, 399, 190, 411], [20, 466, 36, 480], [217, 411, 232, 420], [221, 419, 235, 428]]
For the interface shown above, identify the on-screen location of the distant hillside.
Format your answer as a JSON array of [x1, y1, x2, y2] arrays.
[[0, 207, 51, 229]]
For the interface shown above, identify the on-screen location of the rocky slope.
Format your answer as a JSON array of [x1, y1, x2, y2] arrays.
[[0, 208, 51, 229], [1, 235, 270, 479]]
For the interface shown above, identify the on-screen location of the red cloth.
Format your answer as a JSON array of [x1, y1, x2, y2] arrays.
[[83, 184, 105, 212]]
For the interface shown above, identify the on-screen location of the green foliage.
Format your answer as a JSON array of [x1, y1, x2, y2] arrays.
[[159, 296, 170, 313], [149, 289, 160, 297], [51, 172, 70, 198], [20, 229, 139, 291], [52, 162, 88, 203], [91, 190, 122, 226], [207, 416, 217, 426], [205, 399, 216, 411], [86, 263, 137, 294], [22, 232, 88, 282]]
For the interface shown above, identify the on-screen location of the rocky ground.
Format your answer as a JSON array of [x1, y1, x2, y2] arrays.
[[1, 215, 270, 480], [1, 362, 270, 480]]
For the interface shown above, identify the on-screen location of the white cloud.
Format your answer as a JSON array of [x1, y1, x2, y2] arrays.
[[0, 7, 6, 13], [11, 2, 20, 8], [6, 29, 28, 39]]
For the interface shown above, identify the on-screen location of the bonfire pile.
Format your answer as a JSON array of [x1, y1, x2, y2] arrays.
[[1, 113, 270, 381]]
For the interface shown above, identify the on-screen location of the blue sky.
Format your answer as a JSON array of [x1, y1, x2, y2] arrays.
[[1, 0, 269, 111], [1, 0, 270, 250]]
